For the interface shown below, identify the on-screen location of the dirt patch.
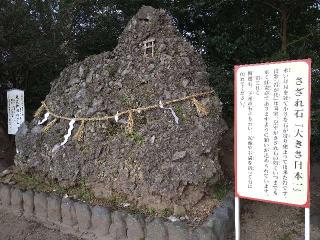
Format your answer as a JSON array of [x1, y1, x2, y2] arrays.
[[227, 161, 320, 240], [0, 210, 77, 240], [236, 201, 320, 240]]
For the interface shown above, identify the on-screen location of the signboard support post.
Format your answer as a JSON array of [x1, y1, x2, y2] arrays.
[[235, 196, 240, 240], [305, 208, 310, 240]]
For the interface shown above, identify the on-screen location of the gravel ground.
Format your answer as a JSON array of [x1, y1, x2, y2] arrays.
[[0, 211, 78, 240], [227, 161, 320, 240], [230, 200, 320, 240]]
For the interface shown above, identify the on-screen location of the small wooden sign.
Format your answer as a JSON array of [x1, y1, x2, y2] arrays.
[[7, 89, 25, 135]]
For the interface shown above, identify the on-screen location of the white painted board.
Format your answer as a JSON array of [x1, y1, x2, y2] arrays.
[[7, 89, 25, 135], [235, 59, 311, 207]]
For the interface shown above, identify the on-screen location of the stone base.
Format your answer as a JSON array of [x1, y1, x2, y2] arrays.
[[0, 183, 235, 240]]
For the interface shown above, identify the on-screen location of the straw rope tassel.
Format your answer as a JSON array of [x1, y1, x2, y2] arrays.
[[34, 102, 45, 117], [125, 111, 134, 134], [42, 118, 58, 133], [74, 120, 85, 141], [192, 97, 209, 116]]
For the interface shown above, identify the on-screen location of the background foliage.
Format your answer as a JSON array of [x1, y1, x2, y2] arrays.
[[0, 0, 319, 158]]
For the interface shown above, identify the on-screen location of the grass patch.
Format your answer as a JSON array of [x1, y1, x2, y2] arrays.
[[96, 193, 128, 207], [68, 179, 95, 202], [9, 171, 161, 217], [127, 130, 145, 145], [6, 170, 220, 223], [212, 182, 230, 201], [277, 233, 291, 240], [174, 105, 187, 123], [13, 172, 67, 195], [161, 208, 173, 218], [13, 172, 96, 202], [146, 207, 157, 216], [120, 95, 130, 105]]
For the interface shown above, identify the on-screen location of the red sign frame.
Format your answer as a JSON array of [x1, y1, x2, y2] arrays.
[[234, 59, 311, 208]]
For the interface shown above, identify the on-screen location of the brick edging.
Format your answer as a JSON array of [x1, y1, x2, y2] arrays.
[[0, 183, 234, 240]]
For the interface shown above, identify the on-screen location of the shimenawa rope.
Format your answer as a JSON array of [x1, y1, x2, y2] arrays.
[[35, 90, 214, 141]]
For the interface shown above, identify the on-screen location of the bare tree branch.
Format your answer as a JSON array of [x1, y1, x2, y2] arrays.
[[287, 33, 313, 47]]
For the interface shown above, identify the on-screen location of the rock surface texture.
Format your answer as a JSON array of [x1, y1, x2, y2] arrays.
[[15, 6, 227, 211]]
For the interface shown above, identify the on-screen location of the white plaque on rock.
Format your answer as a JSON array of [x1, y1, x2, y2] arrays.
[[7, 89, 25, 135]]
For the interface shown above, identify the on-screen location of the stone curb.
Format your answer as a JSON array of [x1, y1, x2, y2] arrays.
[[0, 183, 235, 240]]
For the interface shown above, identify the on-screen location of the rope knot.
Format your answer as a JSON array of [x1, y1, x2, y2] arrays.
[[34, 102, 45, 117], [73, 120, 85, 141], [125, 111, 134, 134], [192, 97, 209, 116]]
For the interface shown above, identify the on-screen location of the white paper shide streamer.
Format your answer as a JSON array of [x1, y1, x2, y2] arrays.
[[115, 111, 119, 122], [60, 119, 76, 146], [159, 100, 179, 124], [38, 112, 50, 125]]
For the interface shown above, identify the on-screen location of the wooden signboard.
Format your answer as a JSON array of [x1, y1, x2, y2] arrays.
[[7, 89, 25, 135]]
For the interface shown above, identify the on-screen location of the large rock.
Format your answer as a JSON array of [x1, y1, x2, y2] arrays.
[[15, 6, 227, 211]]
